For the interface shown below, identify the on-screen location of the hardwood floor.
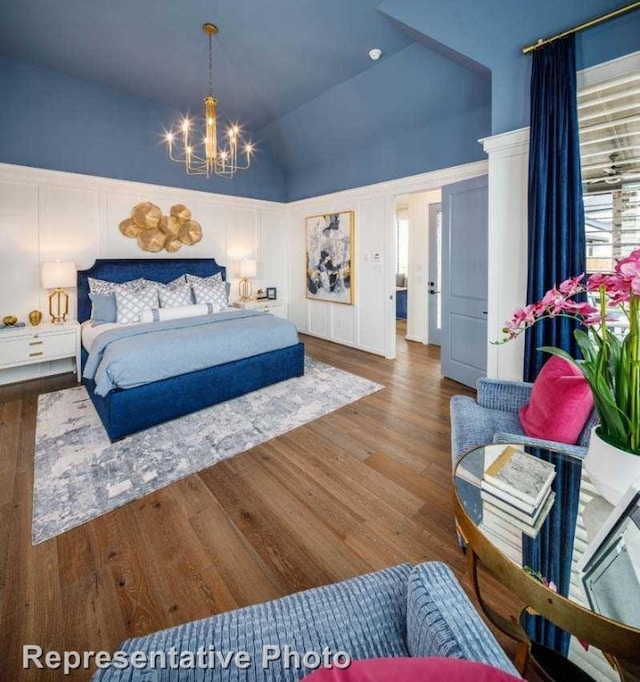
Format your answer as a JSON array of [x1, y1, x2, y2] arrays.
[[1, 329, 540, 680]]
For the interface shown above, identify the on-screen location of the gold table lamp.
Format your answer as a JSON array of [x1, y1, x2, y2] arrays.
[[41, 261, 76, 324], [237, 259, 257, 301]]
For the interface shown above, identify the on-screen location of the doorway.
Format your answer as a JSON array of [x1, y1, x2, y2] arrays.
[[392, 175, 488, 388], [394, 190, 442, 346], [394, 200, 409, 337], [427, 202, 442, 346]]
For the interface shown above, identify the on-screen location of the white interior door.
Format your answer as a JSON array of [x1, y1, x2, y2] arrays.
[[427, 202, 442, 346], [441, 176, 488, 387]]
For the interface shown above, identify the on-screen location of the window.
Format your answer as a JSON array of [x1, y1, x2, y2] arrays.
[[578, 68, 640, 273]]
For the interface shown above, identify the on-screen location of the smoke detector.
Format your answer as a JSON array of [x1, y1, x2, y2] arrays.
[[368, 48, 383, 61]]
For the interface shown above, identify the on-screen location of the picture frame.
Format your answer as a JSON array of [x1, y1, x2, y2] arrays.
[[266, 287, 277, 300], [576, 480, 640, 626], [305, 211, 354, 305]]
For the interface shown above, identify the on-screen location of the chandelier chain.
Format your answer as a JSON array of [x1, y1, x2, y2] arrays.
[[208, 32, 213, 97]]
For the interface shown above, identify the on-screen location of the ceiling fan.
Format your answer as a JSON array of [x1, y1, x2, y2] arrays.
[[585, 152, 640, 187]]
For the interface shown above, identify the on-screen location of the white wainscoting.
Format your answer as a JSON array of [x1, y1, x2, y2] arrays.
[[0, 159, 489, 384], [286, 160, 488, 358], [0, 163, 285, 384], [287, 193, 394, 357]]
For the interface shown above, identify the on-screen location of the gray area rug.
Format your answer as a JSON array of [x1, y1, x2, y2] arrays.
[[33, 358, 383, 544]]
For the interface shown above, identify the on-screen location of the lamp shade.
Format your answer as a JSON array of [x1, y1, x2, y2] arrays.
[[41, 261, 77, 289], [238, 259, 257, 278]]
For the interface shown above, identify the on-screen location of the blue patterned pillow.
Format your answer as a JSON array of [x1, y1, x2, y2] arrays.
[[88, 277, 146, 295], [115, 287, 159, 324], [159, 283, 193, 308], [191, 279, 228, 312], [144, 275, 187, 290], [185, 272, 223, 285]]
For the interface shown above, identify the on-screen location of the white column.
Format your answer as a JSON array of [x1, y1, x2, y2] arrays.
[[482, 127, 530, 381]]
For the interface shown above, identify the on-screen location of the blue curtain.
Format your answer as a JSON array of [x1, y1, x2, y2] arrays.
[[522, 448, 581, 655], [524, 34, 586, 383], [522, 34, 585, 656]]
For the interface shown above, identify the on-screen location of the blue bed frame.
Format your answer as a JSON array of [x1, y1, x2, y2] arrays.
[[78, 258, 304, 441]]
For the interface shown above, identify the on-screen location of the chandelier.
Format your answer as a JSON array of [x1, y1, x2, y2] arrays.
[[164, 23, 253, 179]]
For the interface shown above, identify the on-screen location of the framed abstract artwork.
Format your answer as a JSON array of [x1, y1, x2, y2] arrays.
[[305, 211, 354, 305]]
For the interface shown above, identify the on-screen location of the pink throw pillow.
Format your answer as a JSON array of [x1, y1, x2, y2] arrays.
[[519, 356, 593, 444], [302, 658, 522, 681]]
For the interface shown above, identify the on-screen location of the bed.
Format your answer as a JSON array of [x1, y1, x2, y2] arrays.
[[78, 258, 304, 441]]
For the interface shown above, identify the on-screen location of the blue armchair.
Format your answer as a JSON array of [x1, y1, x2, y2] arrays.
[[450, 378, 598, 653], [93, 562, 519, 680], [450, 377, 598, 469]]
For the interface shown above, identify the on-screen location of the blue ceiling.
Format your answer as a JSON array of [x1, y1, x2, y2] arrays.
[[1, 0, 638, 201], [0, 0, 492, 199], [379, 0, 640, 134], [0, 0, 416, 131], [262, 42, 490, 173]]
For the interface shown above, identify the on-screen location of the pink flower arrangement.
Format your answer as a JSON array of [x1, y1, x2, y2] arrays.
[[499, 249, 640, 455]]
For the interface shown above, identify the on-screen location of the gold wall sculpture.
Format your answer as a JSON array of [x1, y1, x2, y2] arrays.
[[119, 202, 203, 253]]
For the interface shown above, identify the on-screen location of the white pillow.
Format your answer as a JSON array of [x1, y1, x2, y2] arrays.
[[140, 303, 216, 323], [190, 279, 228, 312], [115, 287, 159, 324], [159, 283, 192, 308]]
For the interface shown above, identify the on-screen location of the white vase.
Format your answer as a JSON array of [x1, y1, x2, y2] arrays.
[[584, 427, 640, 506]]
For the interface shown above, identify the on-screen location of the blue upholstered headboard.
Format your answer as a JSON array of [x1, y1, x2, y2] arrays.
[[76, 258, 226, 323]]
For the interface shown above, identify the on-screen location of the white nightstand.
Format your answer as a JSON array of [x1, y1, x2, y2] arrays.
[[0, 321, 81, 383], [231, 300, 287, 319]]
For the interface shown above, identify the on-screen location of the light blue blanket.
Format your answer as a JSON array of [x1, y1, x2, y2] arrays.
[[84, 310, 300, 396]]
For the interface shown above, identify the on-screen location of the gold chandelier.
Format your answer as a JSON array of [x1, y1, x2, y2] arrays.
[[164, 23, 254, 179]]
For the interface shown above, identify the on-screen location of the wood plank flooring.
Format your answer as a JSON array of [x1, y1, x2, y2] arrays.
[[0, 327, 552, 680]]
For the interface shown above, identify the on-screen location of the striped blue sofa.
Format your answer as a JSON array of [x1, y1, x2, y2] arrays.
[[93, 562, 518, 681]]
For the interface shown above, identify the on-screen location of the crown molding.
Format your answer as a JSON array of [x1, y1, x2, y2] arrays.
[[287, 159, 488, 208], [480, 127, 529, 155]]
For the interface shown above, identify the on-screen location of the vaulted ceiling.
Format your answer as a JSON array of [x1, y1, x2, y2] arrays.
[[0, 0, 491, 198], [1, 0, 415, 130]]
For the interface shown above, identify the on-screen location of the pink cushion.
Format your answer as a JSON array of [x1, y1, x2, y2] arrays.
[[519, 356, 593, 444], [303, 658, 522, 681]]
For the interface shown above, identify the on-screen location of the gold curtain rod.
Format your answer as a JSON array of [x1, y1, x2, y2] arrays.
[[522, 1, 640, 54]]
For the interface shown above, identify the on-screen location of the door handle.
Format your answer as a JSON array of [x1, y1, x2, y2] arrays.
[[429, 289, 440, 295]]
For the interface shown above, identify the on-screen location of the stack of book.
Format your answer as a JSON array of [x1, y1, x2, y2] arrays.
[[480, 446, 557, 548]]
